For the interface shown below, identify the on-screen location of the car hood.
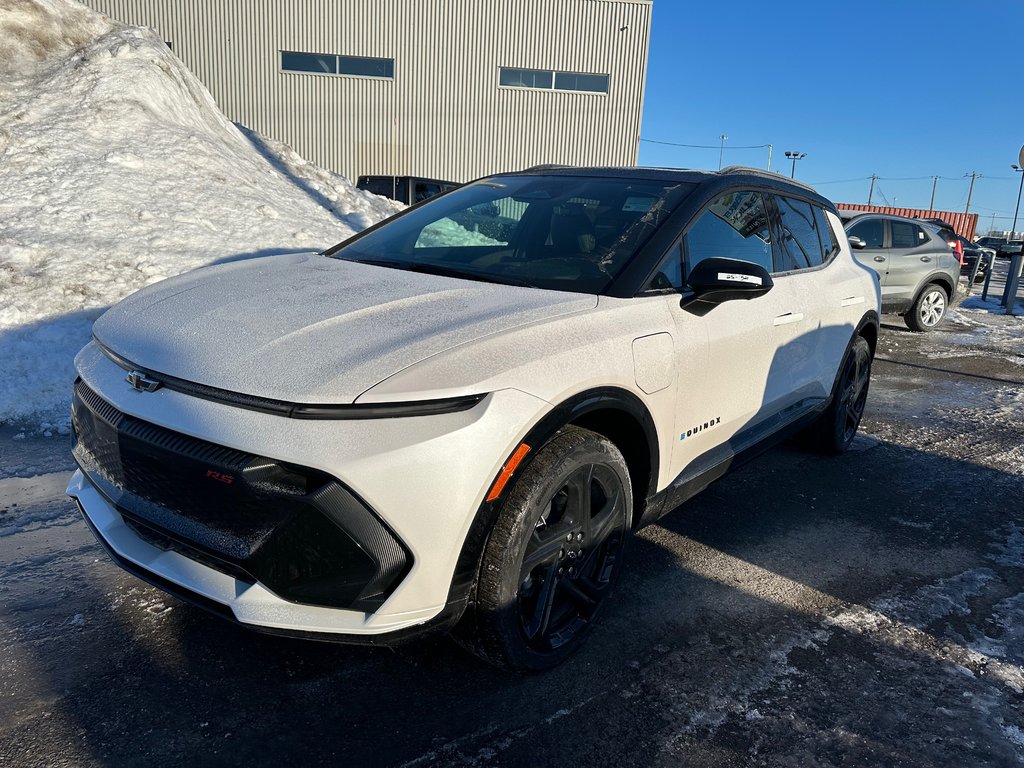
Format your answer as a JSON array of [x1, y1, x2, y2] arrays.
[[92, 253, 597, 403]]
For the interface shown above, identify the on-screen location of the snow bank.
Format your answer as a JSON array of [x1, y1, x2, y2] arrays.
[[0, 0, 401, 431]]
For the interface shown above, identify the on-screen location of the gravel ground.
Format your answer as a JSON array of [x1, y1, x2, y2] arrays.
[[1, 303, 1022, 767]]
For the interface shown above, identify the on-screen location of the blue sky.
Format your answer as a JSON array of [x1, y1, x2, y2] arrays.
[[638, 0, 1024, 234]]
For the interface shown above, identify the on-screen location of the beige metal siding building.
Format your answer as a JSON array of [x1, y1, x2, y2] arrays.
[[82, 0, 653, 183]]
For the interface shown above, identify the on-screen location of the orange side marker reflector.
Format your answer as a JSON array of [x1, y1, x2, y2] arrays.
[[486, 443, 532, 502]]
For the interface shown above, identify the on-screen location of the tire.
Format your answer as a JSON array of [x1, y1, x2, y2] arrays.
[[904, 283, 948, 332], [460, 426, 632, 672], [801, 336, 872, 455]]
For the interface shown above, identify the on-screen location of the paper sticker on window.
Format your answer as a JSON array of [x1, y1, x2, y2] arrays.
[[622, 197, 655, 212], [718, 272, 763, 285]]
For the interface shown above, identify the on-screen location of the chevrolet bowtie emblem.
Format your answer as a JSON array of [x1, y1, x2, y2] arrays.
[[126, 370, 162, 393]]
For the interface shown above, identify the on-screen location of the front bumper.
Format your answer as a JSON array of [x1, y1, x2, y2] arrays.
[[69, 469, 437, 636], [70, 341, 549, 637]]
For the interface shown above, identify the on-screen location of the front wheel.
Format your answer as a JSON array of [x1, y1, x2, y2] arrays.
[[905, 284, 948, 331], [461, 426, 632, 671]]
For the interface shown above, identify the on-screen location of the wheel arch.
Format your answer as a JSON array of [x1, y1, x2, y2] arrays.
[[911, 273, 955, 307], [445, 387, 660, 619], [828, 311, 879, 400], [856, 310, 879, 356]]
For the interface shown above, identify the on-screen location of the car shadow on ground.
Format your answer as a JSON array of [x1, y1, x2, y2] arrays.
[[6, 436, 1023, 767]]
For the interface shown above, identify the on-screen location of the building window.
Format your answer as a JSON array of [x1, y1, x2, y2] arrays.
[[499, 67, 608, 94], [553, 72, 609, 93], [339, 55, 394, 78], [281, 51, 394, 79], [499, 67, 553, 89]]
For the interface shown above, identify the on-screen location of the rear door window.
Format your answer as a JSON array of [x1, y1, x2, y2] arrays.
[[813, 207, 839, 262], [774, 196, 825, 271], [891, 221, 927, 249]]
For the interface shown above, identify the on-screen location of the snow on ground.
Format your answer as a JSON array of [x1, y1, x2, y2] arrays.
[[0, 0, 402, 431]]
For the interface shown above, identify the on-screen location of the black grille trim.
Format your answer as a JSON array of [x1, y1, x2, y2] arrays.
[[72, 379, 412, 612], [94, 338, 485, 420]]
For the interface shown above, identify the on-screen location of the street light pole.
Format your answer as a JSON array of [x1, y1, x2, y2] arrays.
[[718, 134, 728, 170], [784, 150, 806, 178], [1011, 165, 1024, 240]]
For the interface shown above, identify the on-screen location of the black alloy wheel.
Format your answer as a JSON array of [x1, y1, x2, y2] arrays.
[[462, 426, 632, 671], [517, 462, 627, 653], [836, 336, 872, 448]]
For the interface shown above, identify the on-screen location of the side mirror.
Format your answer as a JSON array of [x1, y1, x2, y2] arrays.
[[680, 257, 773, 313], [848, 235, 868, 250]]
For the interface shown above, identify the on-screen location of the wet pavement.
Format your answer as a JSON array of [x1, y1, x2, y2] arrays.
[[1, 304, 1023, 767]]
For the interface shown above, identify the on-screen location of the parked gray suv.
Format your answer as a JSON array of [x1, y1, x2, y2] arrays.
[[844, 214, 959, 332]]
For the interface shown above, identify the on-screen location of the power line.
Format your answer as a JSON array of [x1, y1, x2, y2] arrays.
[[808, 176, 872, 185], [641, 138, 771, 149]]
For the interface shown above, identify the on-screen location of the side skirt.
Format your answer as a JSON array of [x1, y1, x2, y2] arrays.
[[640, 396, 829, 527]]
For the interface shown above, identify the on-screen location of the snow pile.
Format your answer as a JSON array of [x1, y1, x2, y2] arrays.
[[0, 0, 401, 431]]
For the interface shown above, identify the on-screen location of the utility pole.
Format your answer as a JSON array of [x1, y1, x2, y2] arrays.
[[718, 134, 728, 170], [929, 176, 938, 211], [964, 171, 981, 214], [1011, 165, 1024, 240], [867, 174, 878, 206], [766, 144, 773, 172]]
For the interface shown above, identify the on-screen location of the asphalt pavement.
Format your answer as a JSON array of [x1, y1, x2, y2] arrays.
[[1, 302, 1022, 767]]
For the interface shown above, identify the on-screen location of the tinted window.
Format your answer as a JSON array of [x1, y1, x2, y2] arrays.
[[847, 219, 884, 249], [891, 221, 926, 249], [281, 51, 336, 74], [775, 196, 824, 270], [282, 51, 394, 78], [685, 191, 774, 275], [414, 182, 443, 203], [554, 72, 609, 93], [339, 55, 394, 78], [645, 243, 684, 291], [499, 67, 553, 89], [361, 178, 395, 198], [813, 206, 839, 261]]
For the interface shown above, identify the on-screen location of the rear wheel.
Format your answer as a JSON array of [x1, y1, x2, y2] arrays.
[[461, 426, 632, 671], [905, 284, 947, 331], [801, 336, 872, 455]]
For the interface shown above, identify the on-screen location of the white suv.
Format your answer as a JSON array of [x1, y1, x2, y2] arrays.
[[68, 167, 880, 670]]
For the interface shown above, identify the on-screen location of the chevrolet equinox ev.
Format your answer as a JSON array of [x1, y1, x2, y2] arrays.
[[68, 167, 880, 670]]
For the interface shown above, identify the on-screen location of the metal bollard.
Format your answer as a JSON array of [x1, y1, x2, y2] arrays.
[[981, 251, 996, 301], [1004, 253, 1023, 315], [966, 251, 985, 293]]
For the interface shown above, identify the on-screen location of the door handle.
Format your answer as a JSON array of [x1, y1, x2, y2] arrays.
[[773, 312, 804, 326], [920, 256, 931, 262], [873, 256, 886, 263]]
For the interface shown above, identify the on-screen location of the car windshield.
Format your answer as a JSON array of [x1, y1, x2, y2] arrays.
[[327, 174, 696, 293]]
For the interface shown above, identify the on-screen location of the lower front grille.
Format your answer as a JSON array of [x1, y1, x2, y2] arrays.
[[71, 378, 410, 611]]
